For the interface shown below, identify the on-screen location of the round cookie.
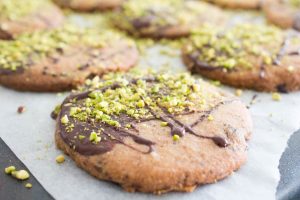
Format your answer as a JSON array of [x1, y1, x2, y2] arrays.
[[112, 0, 226, 39], [182, 24, 300, 92], [205, 0, 263, 9], [264, 0, 300, 30], [0, 0, 64, 40], [54, 72, 252, 194], [52, 0, 124, 12], [0, 26, 138, 92]]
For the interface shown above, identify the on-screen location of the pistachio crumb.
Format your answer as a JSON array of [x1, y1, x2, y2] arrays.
[[25, 183, 32, 189], [173, 134, 180, 141], [4, 166, 16, 174], [89, 132, 101, 144], [61, 115, 69, 125], [272, 93, 281, 101], [56, 155, 65, 164], [12, 170, 30, 180], [160, 122, 168, 127], [207, 115, 214, 121], [235, 89, 243, 97]]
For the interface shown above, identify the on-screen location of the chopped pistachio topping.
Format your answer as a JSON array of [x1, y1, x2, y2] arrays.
[[0, 0, 48, 20], [66, 72, 220, 131], [61, 115, 69, 125], [4, 166, 16, 174], [235, 89, 243, 97], [189, 24, 284, 69], [0, 25, 131, 72], [56, 155, 65, 164], [25, 183, 32, 189], [12, 170, 30, 180], [272, 93, 281, 101], [173, 134, 180, 141], [89, 132, 101, 144], [160, 122, 168, 127]]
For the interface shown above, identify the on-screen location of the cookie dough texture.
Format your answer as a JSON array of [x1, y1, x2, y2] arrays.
[[0, 0, 64, 39], [264, 0, 300, 30], [182, 24, 300, 92], [0, 26, 139, 92], [112, 0, 226, 38], [55, 72, 252, 194], [53, 0, 123, 11]]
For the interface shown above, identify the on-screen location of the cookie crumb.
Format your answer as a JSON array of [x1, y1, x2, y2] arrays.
[[25, 183, 32, 189], [56, 155, 65, 164], [272, 93, 281, 101], [235, 89, 243, 97], [17, 106, 26, 114]]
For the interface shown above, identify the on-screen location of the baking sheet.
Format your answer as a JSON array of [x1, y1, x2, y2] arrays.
[[1, 45, 300, 200], [1, 11, 300, 200]]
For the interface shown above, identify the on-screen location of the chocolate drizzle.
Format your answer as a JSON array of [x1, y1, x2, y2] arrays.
[[57, 77, 233, 155]]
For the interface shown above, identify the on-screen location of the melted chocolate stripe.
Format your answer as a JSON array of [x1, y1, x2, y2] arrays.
[[143, 96, 233, 148], [273, 36, 290, 66], [190, 99, 236, 128], [161, 106, 229, 148]]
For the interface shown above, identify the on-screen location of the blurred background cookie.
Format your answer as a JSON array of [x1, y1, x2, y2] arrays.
[[0, 0, 64, 39], [205, 0, 263, 9], [55, 72, 252, 194], [0, 26, 139, 92], [264, 0, 300, 30], [112, 0, 226, 38], [182, 24, 300, 92], [53, 0, 124, 12]]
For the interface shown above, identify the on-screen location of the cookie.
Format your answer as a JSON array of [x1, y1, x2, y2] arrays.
[[0, 26, 138, 92], [0, 0, 64, 40], [182, 24, 300, 92], [205, 0, 264, 9], [112, 0, 226, 38], [53, 0, 123, 11], [54, 72, 252, 194], [264, 0, 300, 30]]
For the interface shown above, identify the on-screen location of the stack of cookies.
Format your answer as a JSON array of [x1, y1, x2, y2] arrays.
[[1, 0, 299, 194]]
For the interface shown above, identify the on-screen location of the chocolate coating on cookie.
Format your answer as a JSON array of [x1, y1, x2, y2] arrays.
[[112, 0, 225, 38], [182, 24, 300, 92], [55, 73, 234, 155], [0, 0, 64, 39]]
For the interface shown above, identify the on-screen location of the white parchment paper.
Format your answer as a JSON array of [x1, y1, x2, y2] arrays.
[[1, 45, 300, 200], [1, 11, 300, 199]]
